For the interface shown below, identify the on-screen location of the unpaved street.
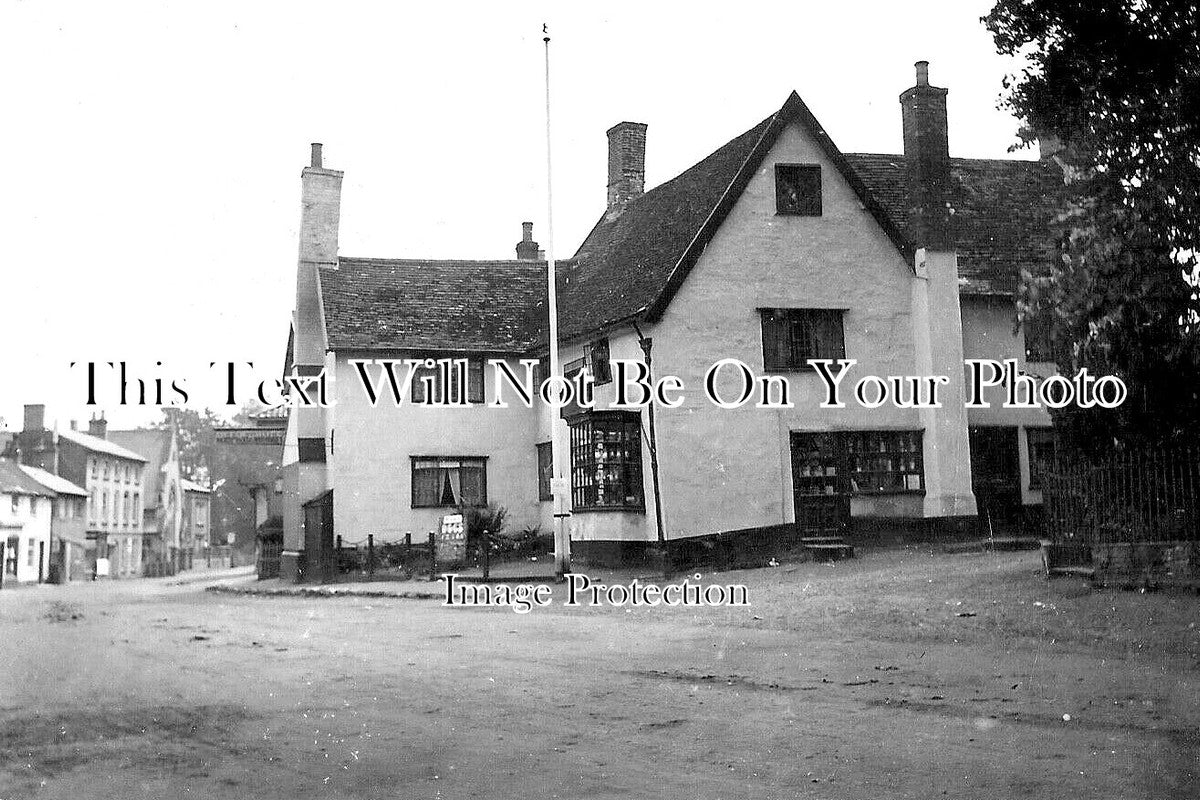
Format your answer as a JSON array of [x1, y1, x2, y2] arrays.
[[1, 551, 1197, 799]]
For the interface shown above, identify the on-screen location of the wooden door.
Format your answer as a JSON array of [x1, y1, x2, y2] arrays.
[[969, 427, 1022, 527], [791, 433, 850, 535]]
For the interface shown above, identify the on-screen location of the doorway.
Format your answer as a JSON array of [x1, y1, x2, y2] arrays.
[[790, 433, 850, 535], [968, 426, 1022, 528]]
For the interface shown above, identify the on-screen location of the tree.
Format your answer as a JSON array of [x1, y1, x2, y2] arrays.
[[153, 407, 228, 480], [985, 0, 1200, 451]]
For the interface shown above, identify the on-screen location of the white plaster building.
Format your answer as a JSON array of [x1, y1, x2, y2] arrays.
[[0, 458, 56, 584]]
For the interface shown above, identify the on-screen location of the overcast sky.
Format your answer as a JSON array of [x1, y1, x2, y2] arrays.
[[0, 0, 1031, 432]]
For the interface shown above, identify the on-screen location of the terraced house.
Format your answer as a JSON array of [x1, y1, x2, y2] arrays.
[[8, 407, 149, 578], [279, 62, 1063, 578]]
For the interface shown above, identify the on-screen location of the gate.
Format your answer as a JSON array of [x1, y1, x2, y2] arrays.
[[303, 490, 334, 583]]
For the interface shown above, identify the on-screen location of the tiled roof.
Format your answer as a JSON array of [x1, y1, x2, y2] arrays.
[[0, 458, 57, 497], [845, 153, 1063, 294], [18, 464, 87, 497], [320, 258, 551, 352], [318, 95, 1063, 350], [558, 117, 775, 340], [58, 429, 149, 462]]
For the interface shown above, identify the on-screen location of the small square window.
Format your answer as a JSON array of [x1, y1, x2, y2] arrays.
[[776, 164, 822, 216]]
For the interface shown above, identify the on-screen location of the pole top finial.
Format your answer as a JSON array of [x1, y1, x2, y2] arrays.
[[543, 22, 549, 43]]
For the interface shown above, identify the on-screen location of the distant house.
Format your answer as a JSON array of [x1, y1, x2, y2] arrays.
[[18, 464, 89, 582], [108, 426, 186, 571], [278, 61, 1063, 576], [8, 406, 149, 578], [180, 478, 211, 554], [0, 457, 56, 584]]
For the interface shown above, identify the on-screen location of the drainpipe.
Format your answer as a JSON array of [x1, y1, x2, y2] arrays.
[[633, 323, 668, 573]]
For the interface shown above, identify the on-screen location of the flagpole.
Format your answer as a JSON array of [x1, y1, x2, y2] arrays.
[[543, 24, 571, 577]]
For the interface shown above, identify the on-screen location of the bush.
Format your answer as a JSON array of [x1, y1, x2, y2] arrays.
[[460, 503, 507, 561]]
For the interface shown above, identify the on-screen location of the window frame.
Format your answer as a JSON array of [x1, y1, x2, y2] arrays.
[[760, 308, 846, 371], [568, 411, 645, 512], [410, 456, 489, 509], [775, 163, 823, 216]]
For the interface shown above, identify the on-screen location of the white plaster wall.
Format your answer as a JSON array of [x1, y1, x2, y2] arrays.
[[960, 295, 1054, 505], [328, 353, 541, 543], [650, 121, 925, 539]]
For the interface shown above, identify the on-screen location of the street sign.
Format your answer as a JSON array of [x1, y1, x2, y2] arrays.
[[213, 427, 285, 446]]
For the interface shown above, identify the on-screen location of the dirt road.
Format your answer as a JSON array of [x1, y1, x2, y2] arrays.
[[1, 551, 1196, 798]]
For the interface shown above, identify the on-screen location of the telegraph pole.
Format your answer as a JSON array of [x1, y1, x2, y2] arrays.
[[543, 24, 571, 577]]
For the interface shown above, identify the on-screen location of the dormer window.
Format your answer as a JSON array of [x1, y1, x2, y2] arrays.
[[775, 164, 822, 216]]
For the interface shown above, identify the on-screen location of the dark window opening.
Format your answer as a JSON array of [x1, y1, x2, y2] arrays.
[[583, 338, 612, 385], [409, 357, 485, 404], [536, 442, 554, 502], [775, 164, 822, 215], [1026, 428, 1056, 490], [1024, 311, 1056, 363], [761, 308, 846, 370]]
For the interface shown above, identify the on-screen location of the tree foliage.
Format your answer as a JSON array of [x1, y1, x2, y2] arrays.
[[985, 0, 1200, 450]]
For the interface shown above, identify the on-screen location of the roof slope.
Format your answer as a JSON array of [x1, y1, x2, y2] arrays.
[[59, 429, 148, 462], [19, 465, 87, 496], [108, 429, 171, 509], [845, 153, 1063, 294], [0, 458, 56, 497], [560, 116, 775, 339], [321, 258, 551, 352], [318, 94, 1064, 351]]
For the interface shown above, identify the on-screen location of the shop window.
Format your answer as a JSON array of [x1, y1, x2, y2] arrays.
[[569, 412, 644, 510]]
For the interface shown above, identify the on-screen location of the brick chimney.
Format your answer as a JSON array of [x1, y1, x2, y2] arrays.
[[88, 412, 107, 439], [606, 122, 647, 216], [298, 142, 342, 269], [900, 61, 952, 250], [23, 404, 45, 432], [515, 221, 540, 260]]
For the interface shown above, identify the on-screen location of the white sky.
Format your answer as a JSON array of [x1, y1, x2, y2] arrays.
[[0, 0, 1031, 432]]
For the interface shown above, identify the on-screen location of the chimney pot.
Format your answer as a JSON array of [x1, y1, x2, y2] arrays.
[[311, 143, 323, 168], [914, 60, 930, 87], [88, 412, 107, 440], [606, 122, 648, 215]]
